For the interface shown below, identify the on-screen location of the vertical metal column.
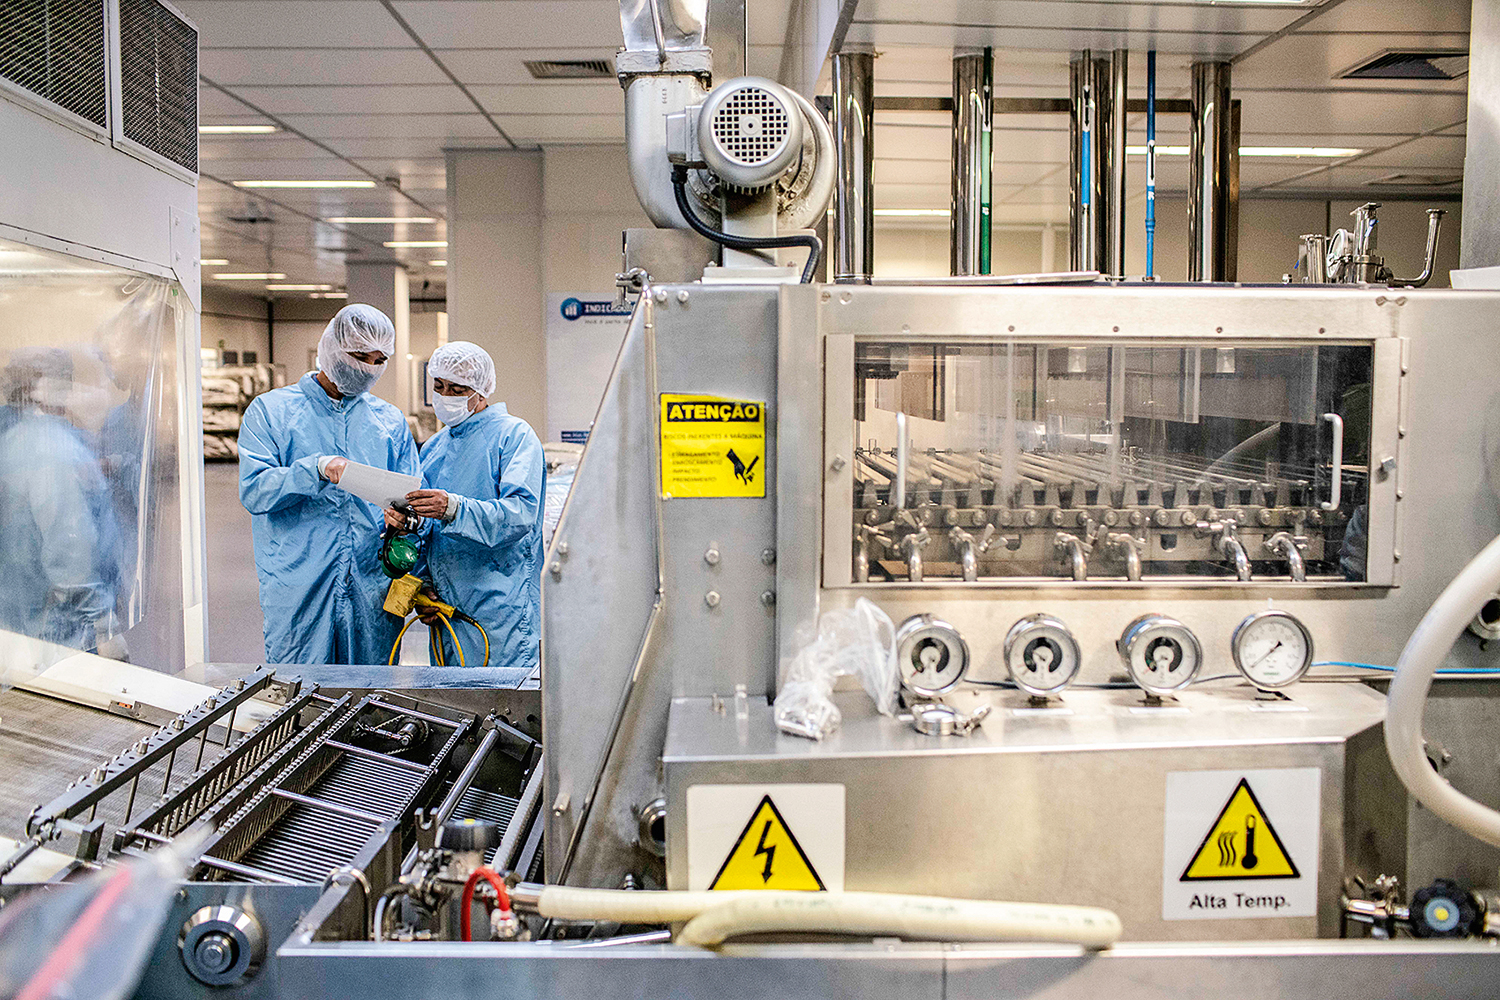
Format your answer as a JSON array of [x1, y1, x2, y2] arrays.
[[1462, 0, 1500, 266], [1100, 50, 1128, 276], [833, 50, 875, 283], [1068, 52, 1095, 271], [951, 48, 993, 275], [1189, 61, 1234, 281]]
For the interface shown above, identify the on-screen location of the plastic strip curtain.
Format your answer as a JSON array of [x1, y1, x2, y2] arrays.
[[0, 238, 179, 674]]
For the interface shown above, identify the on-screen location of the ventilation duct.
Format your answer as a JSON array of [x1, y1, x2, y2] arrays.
[[117, 0, 198, 173], [0, 0, 109, 128]]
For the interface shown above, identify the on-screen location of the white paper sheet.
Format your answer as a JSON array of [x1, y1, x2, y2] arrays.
[[335, 460, 421, 510]]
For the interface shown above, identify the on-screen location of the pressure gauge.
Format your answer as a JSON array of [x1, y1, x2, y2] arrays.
[[1231, 610, 1314, 689], [895, 614, 969, 697], [1003, 614, 1082, 697], [1118, 614, 1203, 696]]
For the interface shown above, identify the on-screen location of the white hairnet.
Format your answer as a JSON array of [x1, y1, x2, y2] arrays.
[[324, 303, 396, 354], [428, 341, 496, 398]]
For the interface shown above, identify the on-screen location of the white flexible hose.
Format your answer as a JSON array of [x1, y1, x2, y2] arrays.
[[535, 887, 1121, 950], [1385, 533, 1500, 847]]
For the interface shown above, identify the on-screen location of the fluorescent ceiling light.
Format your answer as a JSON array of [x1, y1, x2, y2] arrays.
[[200, 124, 278, 134], [234, 179, 376, 189], [1126, 145, 1361, 157], [874, 208, 950, 217], [384, 240, 447, 248], [311, 291, 349, 299], [213, 272, 286, 280], [198, 259, 229, 266], [326, 216, 438, 224], [429, 260, 447, 267], [266, 283, 333, 291]]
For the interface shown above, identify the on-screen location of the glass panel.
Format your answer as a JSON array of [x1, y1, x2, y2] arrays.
[[852, 339, 1374, 584], [0, 238, 182, 672]]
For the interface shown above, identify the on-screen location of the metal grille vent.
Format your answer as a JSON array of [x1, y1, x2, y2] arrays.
[[0, 0, 108, 127], [524, 58, 611, 79], [1340, 50, 1468, 81], [710, 86, 790, 166], [118, 0, 197, 172]]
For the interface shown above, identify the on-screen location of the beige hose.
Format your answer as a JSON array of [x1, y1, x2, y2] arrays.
[[535, 887, 1121, 950]]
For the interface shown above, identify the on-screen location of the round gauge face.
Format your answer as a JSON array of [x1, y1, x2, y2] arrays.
[[1119, 614, 1203, 696], [1004, 615, 1082, 697], [1231, 610, 1314, 689], [895, 615, 969, 696]]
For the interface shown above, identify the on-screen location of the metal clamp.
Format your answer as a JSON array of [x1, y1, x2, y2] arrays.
[[1322, 412, 1344, 511], [909, 701, 991, 737]]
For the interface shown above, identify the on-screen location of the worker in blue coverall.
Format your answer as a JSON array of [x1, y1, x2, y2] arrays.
[[384, 341, 545, 671], [239, 304, 419, 664]]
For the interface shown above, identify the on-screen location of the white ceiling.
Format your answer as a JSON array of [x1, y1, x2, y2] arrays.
[[181, 0, 1471, 294]]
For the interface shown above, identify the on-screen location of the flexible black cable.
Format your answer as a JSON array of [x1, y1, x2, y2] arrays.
[[671, 165, 822, 284]]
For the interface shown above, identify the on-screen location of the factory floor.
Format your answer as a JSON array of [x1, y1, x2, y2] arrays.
[[203, 461, 430, 666]]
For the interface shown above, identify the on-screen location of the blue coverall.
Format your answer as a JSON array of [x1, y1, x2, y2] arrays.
[[239, 372, 419, 664], [417, 404, 545, 671]]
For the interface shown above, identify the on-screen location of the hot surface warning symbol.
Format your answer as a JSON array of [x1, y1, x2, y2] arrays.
[[709, 795, 825, 891], [1181, 778, 1300, 881]]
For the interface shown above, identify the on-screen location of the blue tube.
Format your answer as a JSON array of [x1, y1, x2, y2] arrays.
[[1145, 50, 1157, 279], [1314, 661, 1500, 676], [1080, 85, 1092, 209]]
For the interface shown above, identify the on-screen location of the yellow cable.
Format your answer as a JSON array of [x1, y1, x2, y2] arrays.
[[456, 612, 490, 667], [438, 612, 465, 667], [389, 616, 418, 666]]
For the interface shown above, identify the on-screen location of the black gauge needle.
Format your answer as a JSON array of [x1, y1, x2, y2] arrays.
[[1248, 641, 1283, 672]]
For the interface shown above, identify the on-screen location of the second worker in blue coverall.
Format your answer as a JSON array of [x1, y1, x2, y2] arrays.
[[239, 304, 419, 664], [386, 341, 545, 671]]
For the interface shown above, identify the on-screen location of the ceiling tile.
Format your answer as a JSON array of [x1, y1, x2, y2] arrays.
[[175, 1, 417, 47], [226, 84, 475, 115], [201, 48, 449, 86], [468, 83, 623, 116], [390, 1, 621, 49], [277, 113, 499, 138], [437, 47, 625, 85]]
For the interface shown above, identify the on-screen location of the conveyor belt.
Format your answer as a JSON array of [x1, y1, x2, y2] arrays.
[[0, 690, 155, 839]]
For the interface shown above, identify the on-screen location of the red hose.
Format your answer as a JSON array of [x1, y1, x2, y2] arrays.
[[460, 867, 513, 941]]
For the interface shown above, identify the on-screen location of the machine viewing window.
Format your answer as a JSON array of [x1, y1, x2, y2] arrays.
[[851, 340, 1374, 584]]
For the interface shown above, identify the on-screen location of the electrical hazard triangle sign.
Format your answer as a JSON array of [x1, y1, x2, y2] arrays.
[[708, 794, 826, 891], [1181, 778, 1300, 881]]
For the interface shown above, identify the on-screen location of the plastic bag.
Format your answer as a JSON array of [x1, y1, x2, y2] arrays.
[[774, 598, 898, 740]]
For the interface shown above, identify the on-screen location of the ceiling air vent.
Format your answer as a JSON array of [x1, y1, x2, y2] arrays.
[[1340, 49, 1468, 81], [118, 0, 198, 172], [1366, 173, 1462, 189], [524, 59, 613, 80], [0, 0, 109, 128]]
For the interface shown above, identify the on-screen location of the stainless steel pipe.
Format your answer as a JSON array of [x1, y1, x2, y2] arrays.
[[833, 50, 875, 283], [951, 49, 993, 275], [1069, 52, 1095, 271], [1188, 61, 1235, 281]]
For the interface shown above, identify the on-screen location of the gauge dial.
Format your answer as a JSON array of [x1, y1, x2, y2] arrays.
[[1231, 610, 1314, 689], [1003, 614, 1082, 697], [895, 614, 969, 697], [1118, 614, 1203, 696]]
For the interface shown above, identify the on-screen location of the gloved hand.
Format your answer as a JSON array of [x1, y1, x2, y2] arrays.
[[417, 586, 444, 625], [404, 489, 450, 519], [321, 456, 348, 483]]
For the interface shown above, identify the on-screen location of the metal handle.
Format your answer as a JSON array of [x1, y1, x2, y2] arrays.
[[1322, 412, 1344, 511], [894, 411, 908, 509]]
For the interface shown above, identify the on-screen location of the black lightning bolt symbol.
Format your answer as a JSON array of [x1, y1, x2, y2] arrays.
[[753, 819, 775, 883]]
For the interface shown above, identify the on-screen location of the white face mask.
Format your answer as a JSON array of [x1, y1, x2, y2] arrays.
[[433, 392, 476, 427]]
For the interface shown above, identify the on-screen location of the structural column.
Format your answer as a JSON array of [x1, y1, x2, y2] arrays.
[[1462, 0, 1500, 266], [1188, 61, 1237, 281], [444, 149, 546, 429], [833, 50, 875, 283], [951, 48, 993, 275], [345, 260, 411, 414]]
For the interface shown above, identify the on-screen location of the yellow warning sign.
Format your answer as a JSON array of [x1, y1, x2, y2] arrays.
[[659, 394, 766, 499], [1181, 778, 1300, 881], [709, 795, 825, 891]]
